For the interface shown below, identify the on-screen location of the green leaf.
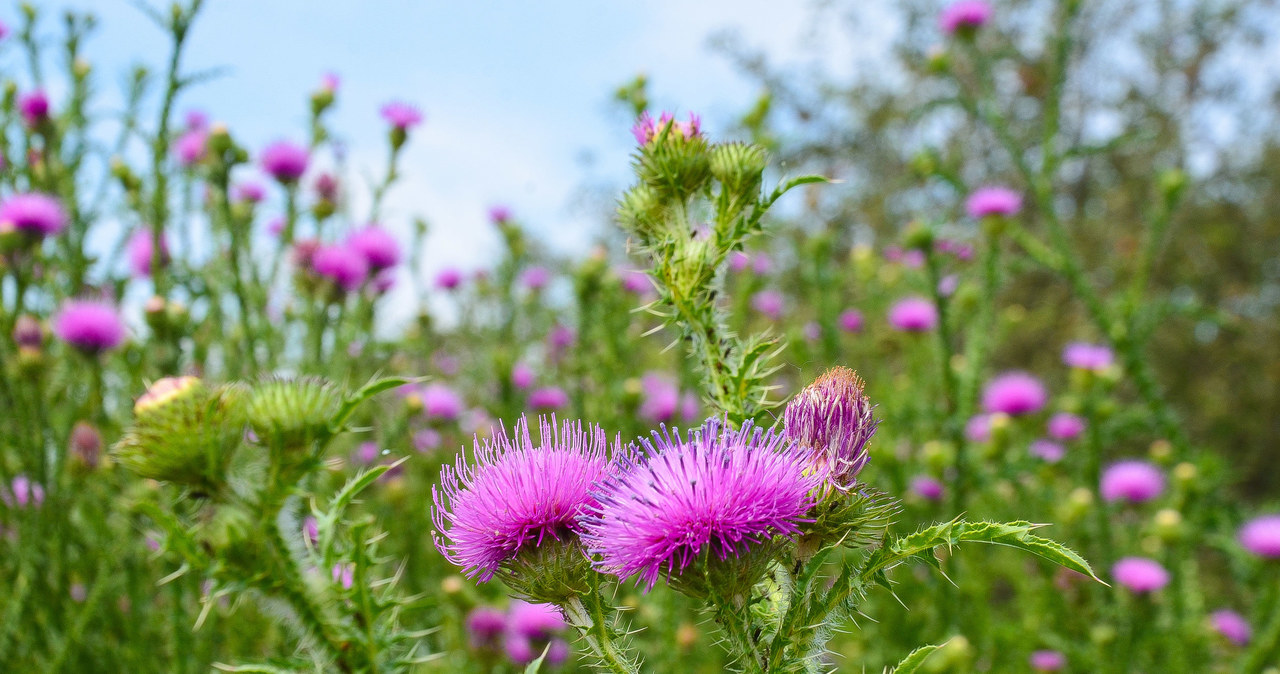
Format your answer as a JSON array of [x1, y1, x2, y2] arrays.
[[523, 643, 551, 673], [860, 519, 1103, 585], [330, 375, 415, 432], [886, 642, 941, 674], [327, 459, 404, 520]]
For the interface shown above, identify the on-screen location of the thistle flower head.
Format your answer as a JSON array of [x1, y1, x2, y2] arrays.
[[1239, 515, 1280, 558], [380, 101, 423, 130], [431, 416, 617, 583], [519, 265, 552, 291], [311, 244, 369, 292], [435, 267, 464, 290], [528, 386, 569, 411], [0, 192, 68, 237], [965, 185, 1021, 218], [750, 289, 785, 320], [783, 367, 878, 491], [910, 475, 944, 501], [1029, 650, 1066, 671], [18, 90, 50, 127], [1111, 556, 1169, 593], [1047, 412, 1085, 441], [839, 308, 864, 333], [421, 383, 464, 421], [580, 418, 821, 592], [631, 111, 701, 146], [260, 140, 309, 183], [1100, 460, 1164, 503], [54, 300, 126, 354], [174, 130, 207, 167], [1209, 609, 1251, 646], [981, 371, 1048, 416], [127, 229, 170, 278], [888, 296, 938, 332], [940, 0, 992, 35], [1062, 342, 1114, 371], [345, 225, 400, 270]]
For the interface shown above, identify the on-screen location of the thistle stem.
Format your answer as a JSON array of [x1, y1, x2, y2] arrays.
[[561, 588, 640, 674]]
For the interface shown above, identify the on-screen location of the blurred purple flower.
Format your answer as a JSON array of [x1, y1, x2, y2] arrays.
[[127, 229, 170, 278], [639, 373, 680, 423], [888, 297, 938, 332], [311, 244, 369, 292], [18, 90, 50, 127], [520, 265, 551, 291], [528, 387, 569, 411], [1100, 460, 1164, 503], [260, 140, 309, 183], [174, 130, 207, 167], [1030, 439, 1065, 463], [965, 185, 1021, 218], [1239, 515, 1280, 558], [54, 301, 125, 354], [940, 0, 993, 35], [838, 308, 864, 333], [435, 267, 464, 290], [1047, 412, 1086, 441], [345, 225, 400, 270], [381, 101, 423, 130], [422, 384, 464, 421], [1210, 609, 1251, 646], [1029, 650, 1066, 671], [1062, 342, 1114, 371], [1111, 557, 1169, 593], [911, 475, 944, 501], [751, 289, 785, 320], [0, 192, 68, 237], [981, 371, 1047, 416]]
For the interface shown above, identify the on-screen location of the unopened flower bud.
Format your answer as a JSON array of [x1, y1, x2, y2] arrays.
[[709, 142, 766, 202], [1173, 462, 1197, 487], [783, 367, 877, 491], [1153, 508, 1183, 542], [69, 421, 102, 471], [245, 377, 342, 455], [12, 314, 43, 349], [1148, 439, 1173, 464]]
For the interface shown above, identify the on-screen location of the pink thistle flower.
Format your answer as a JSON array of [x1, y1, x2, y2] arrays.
[[1209, 609, 1251, 646], [1239, 515, 1280, 558], [981, 371, 1048, 416], [751, 289, 785, 320], [888, 296, 938, 332], [678, 392, 701, 422], [1111, 556, 1170, 593], [783, 367, 877, 490], [519, 265, 551, 291], [173, 130, 207, 167], [580, 418, 821, 590], [435, 267, 464, 290], [1029, 439, 1065, 463], [838, 308, 864, 333], [965, 185, 1021, 218], [751, 252, 773, 275], [965, 414, 993, 442], [901, 249, 926, 269], [232, 182, 266, 204], [729, 251, 751, 272], [5, 475, 44, 508], [1100, 460, 1164, 503], [547, 324, 576, 350], [184, 109, 208, 131], [511, 363, 535, 390], [431, 416, 618, 582], [314, 173, 340, 202], [0, 192, 68, 237], [260, 140, 309, 183], [937, 274, 959, 297], [54, 300, 125, 354], [940, 0, 993, 35], [1047, 412, 1086, 441], [639, 373, 680, 423], [331, 563, 354, 589], [506, 599, 566, 640], [618, 269, 652, 295], [488, 204, 512, 224], [528, 387, 569, 411], [127, 229, 170, 278], [18, 90, 50, 128], [631, 111, 701, 145], [1062, 342, 1114, 371], [321, 71, 340, 93], [413, 429, 442, 453], [421, 384, 464, 421], [1029, 650, 1066, 671], [466, 606, 506, 649], [311, 244, 369, 292], [380, 101, 423, 130], [911, 475, 945, 501], [345, 225, 400, 270]]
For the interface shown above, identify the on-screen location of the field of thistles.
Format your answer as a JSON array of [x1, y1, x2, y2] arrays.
[[1, 1, 1278, 672]]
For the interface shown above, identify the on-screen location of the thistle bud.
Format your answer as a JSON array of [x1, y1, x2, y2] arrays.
[[783, 367, 877, 491], [631, 111, 710, 200], [12, 314, 44, 349], [903, 221, 935, 252], [709, 142, 766, 203], [113, 377, 248, 493], [69, 421, 102, 471], [1153, 508, 1183, 542], [245, 377, 342, 456]]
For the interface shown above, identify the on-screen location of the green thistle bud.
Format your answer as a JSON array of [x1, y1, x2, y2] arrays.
[[903, 221, 934, 252], [113, 377, 248, 493], [246, 377, 342, 455], [616, 183, 668, 242], [635, 122, 711, 200], [1153, 508, 1183, 542], [389, 126, 408, 152], [709, 142, 766, 203], [497, 538, 594, 605]]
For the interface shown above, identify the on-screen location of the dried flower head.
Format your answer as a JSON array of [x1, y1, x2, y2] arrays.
[[783, 367, 878, 490]]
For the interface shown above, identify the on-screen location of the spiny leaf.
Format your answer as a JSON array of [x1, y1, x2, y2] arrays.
[[523, 643, 551, 673], [886, 642, 942, 674], [330, 375, 415, 432]]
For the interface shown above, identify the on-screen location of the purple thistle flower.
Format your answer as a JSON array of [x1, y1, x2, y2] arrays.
[[1111, 556, 1170, 593], [838, 308, 864, 333], [435, 267, 464, 290], [321, 71, 341, 93], [54, 300, 125, 354], [631, 111, 701, 146], [466, 606, 506, 649], [12, 315, 43, 349], [580, 418, 821, 591], [332, 563, 354, 589], [380, 101, 423, 130], [888, 296, 938, 332], [528, 387, 569, 411], [511, 363, 536, 389], [1209, 609, 1251, 646], [965, 414, 993, 442], [1100, 460, 1164, 503], [618, 268, 652, 296], [519, 265, 552, 291], [173, 130, 207, 167], [431, 416, 617, 582], [0, 192, 68, 237], [1029, 439, 1065, 463], [1047, 412, 1086, 441], [353, 442, 381, 466], [303, 516, 319, 546], [127, 229, 170, 278], [1239, 515, 1280, 558], [184, 109, 208, 131], [18, 90, 50, 127], [802, 321, 822, 342], [232, 181, 266, 204], [260, 140, 309, 183], [901, 249, 926, 269], [639, 373, 680, 423], [506, 599, 566, 640], [345, 225, 400, 270], [1029, 650, 1066, 671], [5, 475, 44, 508], [311, 244, 369, 292], [965, 186, 1021, 218], [783, 367, 878, 491], [422, 384, 464, 421], [413, 428, 442, 453], [547, 324, 576, 350], [910, 474, 945, 501], [729, 251, 751, 272], [1062, 342, 1114, 371], [981, 371, 1048, 416], [751, 252, 773, 275], [0, 22, 9, 40], [751, 289, 785, 320], [314, 172, 340, 202], [940, 0, 993, 35], [488, 204, 512, 224]]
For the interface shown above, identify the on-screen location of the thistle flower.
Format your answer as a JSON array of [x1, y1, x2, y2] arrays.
[[838, 308, 864, 333], [1209, 609, 1251, 646], [18, 90, 50, 127], [1029, 650, 1066, 671], [519, 265, 551, 291], [12, 315, 43, 349], [232, 182, 266, 204], [729, 251, 750, 272], [783, 367, 878, 490], [115, 377, 248, 489], [1100, 460, 1164, 503], [173, 130, 207, 167], [547, 324, 576, 350], [1029, 439, 1065, 463], [981, 371, 1047, 416], [1111, 557, 1169, 593], [260, 140, 309, 183], [965, 186, 1021, 218], [511, 363, 535, 389], [5, 475, 44, 508], [580, 418, 821, 591], [466, 606, 506, 649], [54, 300, 125, 354], [421, 384, 464, 421], [528, 387, 569, 411], [1047, 412, 1085, 441], [639, 373, 680, 423], [940, 0, 992, 35], [504, 600, 570, 665], [618, 268, 651, 295], [0, 192, 68, 237], [431, 416, 616, 582], [435, 267, 464, 290], [127, 229, 170, 278], [380, 101, 423, 130], [910, 475, 944, 501], [631, 111, 701, 145], [311, 244, 369, 292], [1239, 515, 1280, 558], [888, 296, 938, 332], [1062, 342, 1114, 371], [345, 225, 400, 270], [751, 289, 785, 320], [965, 414, 993, 442], [488, 204, 512, 224]]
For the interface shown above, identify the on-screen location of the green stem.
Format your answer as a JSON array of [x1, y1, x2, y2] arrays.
[[1243, 567, 1280, 674], [561, 589, 640, 674]]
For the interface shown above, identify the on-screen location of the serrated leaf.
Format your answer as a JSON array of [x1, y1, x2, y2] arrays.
[[886, 642, 941, 674], [328, 459, 403, 518], [330, 376, 415, 431], [523, 643, 551, 673]]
